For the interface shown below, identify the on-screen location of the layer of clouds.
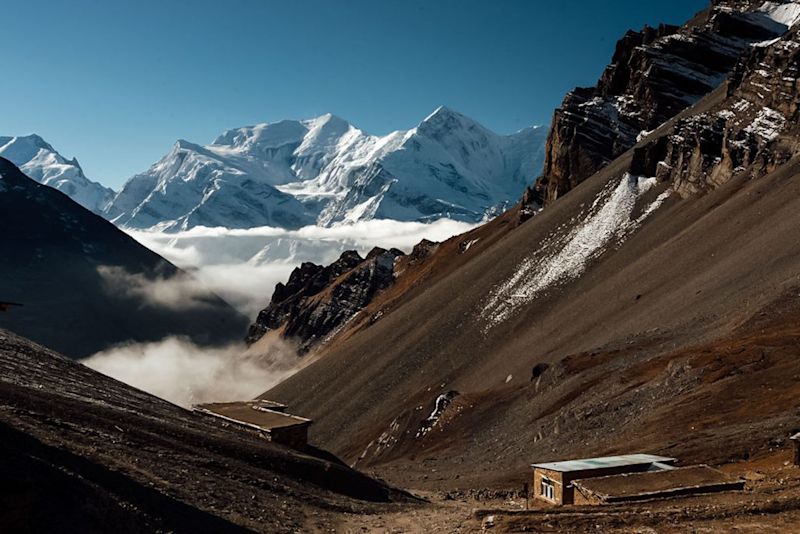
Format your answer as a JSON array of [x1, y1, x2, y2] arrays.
[[81, 334, 305, 407], [126, 219, 476, 317], [86, 219, 475, 406], [97, 265, 218, 311]]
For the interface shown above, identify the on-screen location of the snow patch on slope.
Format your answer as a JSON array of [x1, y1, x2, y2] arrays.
[[744, 107, 786, 141], [481, 174, 672, 329], [758, 1, 800, 28]]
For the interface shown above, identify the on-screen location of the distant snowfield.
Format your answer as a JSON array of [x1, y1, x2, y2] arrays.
[[127, 218, 477, 318]]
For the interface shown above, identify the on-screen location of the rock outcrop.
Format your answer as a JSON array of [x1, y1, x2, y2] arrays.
[[529, 0, 791, 209], [247, 247, 405, 351], [632, 25, 800, 194]]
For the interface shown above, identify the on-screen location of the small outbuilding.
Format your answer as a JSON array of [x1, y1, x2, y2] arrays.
[[194, 400, 311, 449], [532, 454, 676, 505]]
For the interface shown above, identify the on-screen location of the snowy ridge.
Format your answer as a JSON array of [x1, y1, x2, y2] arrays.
[[0, 134, 113, 214], [482, 173, 672, 329], [107, 108, 548, 231]]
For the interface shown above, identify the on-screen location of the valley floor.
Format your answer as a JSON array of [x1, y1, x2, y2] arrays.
[[335, 452, 800, 532]]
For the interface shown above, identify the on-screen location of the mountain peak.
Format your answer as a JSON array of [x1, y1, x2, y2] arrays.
[[0, 133, 113, 214], [0, 134, 55, 163], [173, 138, 204, 152], [304, 113, 352, 134], [14, 133, 51, 147], [310, 112, 347, 125], [415, 105, 492, 143], [421, 105, 464, 124]]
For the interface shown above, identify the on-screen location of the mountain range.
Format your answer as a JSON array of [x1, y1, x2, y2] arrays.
[[6, 0, 800, 531], [3, 108, 547, 232], [107, 107, 547, 231]]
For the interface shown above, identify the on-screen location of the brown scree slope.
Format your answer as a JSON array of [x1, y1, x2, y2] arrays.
[[264, 7, 800, 492]]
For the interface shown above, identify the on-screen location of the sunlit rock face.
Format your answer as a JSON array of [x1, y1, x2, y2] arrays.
[[531, 0, 794, 208]]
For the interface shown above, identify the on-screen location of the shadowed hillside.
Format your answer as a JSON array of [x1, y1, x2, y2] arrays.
[[0, 329, 413, 533], [0, 157, 249, 358]]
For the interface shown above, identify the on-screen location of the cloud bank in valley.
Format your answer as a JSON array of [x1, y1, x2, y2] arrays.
[[81, 334, 305, 408], [126, 219, 476, 317], [86, 219, 475, 406], [97, 265, 222, 311]]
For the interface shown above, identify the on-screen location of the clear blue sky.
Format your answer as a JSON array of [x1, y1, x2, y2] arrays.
[[0, 0, 707, 189]]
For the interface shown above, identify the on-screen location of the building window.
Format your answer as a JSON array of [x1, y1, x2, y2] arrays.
[[541, 477, 555, 501]]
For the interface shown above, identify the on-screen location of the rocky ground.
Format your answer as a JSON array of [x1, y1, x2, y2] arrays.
[[333, 452, 800, 532], [0, 329, 413, 533]]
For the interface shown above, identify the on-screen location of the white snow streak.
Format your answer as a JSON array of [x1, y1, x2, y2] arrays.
[[481, 174, 671, 329], [758, 1, 800, 28]]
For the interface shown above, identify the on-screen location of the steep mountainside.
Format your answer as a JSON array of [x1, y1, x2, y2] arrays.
[[0, 158, 248, 358], [0, 329, 410, 533], [260, 0, 800, 496], [530, 0, 797, 208], [107, 109, 547, 231], [0, 134, 113, 214]]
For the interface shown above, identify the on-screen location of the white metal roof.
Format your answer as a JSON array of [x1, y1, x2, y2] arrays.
[[531, 454, 676, 472]]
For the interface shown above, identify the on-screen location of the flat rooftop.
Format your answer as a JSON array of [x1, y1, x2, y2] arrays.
[[194, 401, 310, 431], [531, 454, 676, 472], [573, 465, 744, 501]]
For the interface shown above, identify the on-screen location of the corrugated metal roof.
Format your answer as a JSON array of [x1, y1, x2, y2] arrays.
[[531, 454, 676, 472]]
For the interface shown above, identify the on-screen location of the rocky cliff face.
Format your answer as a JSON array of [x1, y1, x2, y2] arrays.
[[632, 24, 800, 195], [528, 0, 793, 210], [247, 247, 405, 351]]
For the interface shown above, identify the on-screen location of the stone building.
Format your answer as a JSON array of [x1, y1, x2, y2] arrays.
[[531, 454, 745, 505], [194, 400, 312, 449], [531, 454, 675, 505]]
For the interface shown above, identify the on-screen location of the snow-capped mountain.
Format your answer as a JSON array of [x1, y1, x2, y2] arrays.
[[104, 137, 316, 231], [0, 134, 113, 214], [107, 108, 547, 231]]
